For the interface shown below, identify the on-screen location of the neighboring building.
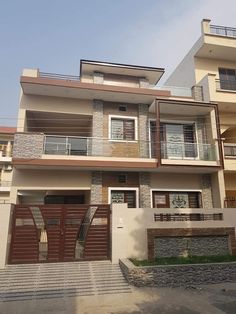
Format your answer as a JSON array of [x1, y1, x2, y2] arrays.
[[0, 126, 15, 203], [166, 18, 236, 208]]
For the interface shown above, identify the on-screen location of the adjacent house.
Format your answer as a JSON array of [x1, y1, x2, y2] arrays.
[[0, 126, 15, 203], [166, 18, 236, 209]]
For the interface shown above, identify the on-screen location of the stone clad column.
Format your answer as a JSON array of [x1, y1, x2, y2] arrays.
[[139, 172, 151, 208], [90, 171, 102, 204], [138, 104, 149, 158], [201, 174, 213, 209], [91, 100, 103, 156]]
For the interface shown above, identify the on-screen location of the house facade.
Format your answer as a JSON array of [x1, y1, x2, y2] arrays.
[[1, 56, 235, 267], [166, 18, 236, 208]]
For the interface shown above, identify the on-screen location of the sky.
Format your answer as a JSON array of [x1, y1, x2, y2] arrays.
[[1, 0, 236, 126]]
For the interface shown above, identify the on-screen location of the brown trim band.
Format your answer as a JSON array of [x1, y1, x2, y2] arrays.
[[12, 158, 158, 169], [20, 76, 171, 97]]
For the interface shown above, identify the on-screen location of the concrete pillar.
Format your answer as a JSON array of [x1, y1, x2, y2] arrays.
[[90, 171, 103, 204], [211, 170, 226, 208], [138, 104, 149, 158], [139, 172, 151, 208], [0, 204, 13, 268], [201, 18, 211, 34]]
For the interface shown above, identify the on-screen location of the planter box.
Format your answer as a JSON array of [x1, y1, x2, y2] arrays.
[[119, 258, 236, 287]]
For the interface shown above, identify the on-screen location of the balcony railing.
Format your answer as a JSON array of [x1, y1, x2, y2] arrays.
[[44, 135, 151, 158], [39, 72, 80, 81], [161, 142, 217, 161], [224, 143, 236, 157], [225, 198, 236, 208], [0, 144, 12, 157], [216, 79, 236, 91], [210, 24, 236, 38]]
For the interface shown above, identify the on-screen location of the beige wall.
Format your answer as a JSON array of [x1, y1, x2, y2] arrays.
[[10, 169, 91, 203], [224, 172, 236, 190], [111, 203, 236, 263], [150, 173, 202, 190], [0, 204, 13, 268], [12, 169, 91, 188]]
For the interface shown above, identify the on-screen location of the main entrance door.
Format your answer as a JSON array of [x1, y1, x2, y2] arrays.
[[9, 204, 110, 264]]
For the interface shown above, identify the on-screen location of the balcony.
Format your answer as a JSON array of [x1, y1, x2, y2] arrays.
[[216, 79, 236, 91], [160, 142, 217, 161], [0, 143, 12, 164], [210, 24, 236, 38], [44, 135, 150, 158]]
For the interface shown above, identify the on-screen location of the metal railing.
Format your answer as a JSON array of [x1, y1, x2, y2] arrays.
[[224, 143, 236, 157], [0, 144, 12, 157], [216, 79, 236, 91], [39, 72, 80, 81], [225, 198, 236, 208], [43, 135, 151, 158], [161, 142, 217, 161], [210, 24, 236, 38]]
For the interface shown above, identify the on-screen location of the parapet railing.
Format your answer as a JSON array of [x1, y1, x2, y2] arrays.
[[210, 24, 236, 38]]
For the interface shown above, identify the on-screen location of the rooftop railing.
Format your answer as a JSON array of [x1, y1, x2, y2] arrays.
[[154, 85, 192, 97], [39, 72, 80, 81], [210, 24, 236, 38]]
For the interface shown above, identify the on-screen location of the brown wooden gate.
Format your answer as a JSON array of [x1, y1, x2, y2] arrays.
[[9, 204, 110, 264]]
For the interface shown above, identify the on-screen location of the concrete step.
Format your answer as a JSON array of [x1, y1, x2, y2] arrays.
[[0, 261, 131, 301]]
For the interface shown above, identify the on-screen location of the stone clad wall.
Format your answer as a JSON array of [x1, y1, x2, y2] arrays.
[[13, 133, 44, 159], [154, 236, 229, 258], [120, 259, 236, 287]]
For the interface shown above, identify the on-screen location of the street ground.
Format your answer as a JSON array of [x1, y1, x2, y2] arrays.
[[1, 282, 236, 314]]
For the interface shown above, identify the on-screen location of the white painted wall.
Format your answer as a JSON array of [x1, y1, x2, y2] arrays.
[[0, 204, 13, 268], [111, 203, 236, 263]]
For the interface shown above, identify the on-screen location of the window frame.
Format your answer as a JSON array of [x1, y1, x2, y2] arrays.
[[108, 187, 139, 208], [109, 115, 138, 142], [151, 189, 202, 208]]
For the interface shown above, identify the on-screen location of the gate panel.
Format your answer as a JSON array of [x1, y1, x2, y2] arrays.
[[9, 204, 110, 264], [83, 205, 110, 260], [40, 206, 64, 262], [9, 206, 39, 264]]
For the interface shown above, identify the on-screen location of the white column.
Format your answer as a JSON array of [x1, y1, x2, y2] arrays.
[[0, 204, 13, 268]]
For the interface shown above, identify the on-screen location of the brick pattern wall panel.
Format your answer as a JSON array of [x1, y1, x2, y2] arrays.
[[102, 172, 139, 204], [13, 133, 44, 159], [103, 102, 140, 158], [154, 236, 229, 258]]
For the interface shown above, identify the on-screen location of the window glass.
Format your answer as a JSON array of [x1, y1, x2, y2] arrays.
[[111, 118, 135, 140]]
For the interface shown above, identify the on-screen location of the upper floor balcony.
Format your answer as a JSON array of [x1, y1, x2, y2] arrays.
[[0, 143, 13, 164]]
